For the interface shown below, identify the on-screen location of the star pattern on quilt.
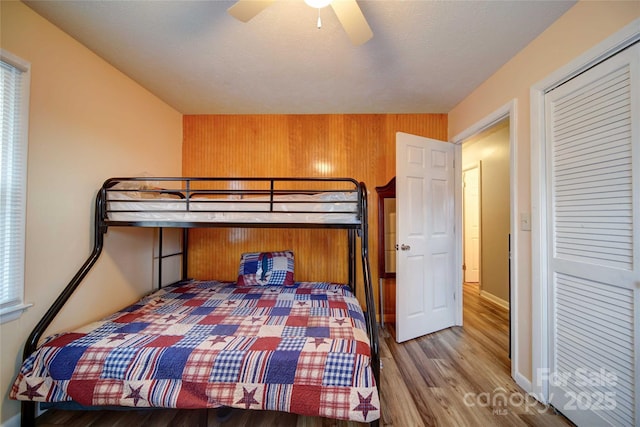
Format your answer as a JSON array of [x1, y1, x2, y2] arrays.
[[125, 384, 145, 406], [312, 338, 327, 348], [250, 316, 262, 323], [20, 381, 44, 400], [108, 333, 128, 342], [333, 318, 347, 326], [165, 314, 179, 322], [209, 336, 227, 346], [236, 387, 259, 409], [296, 301, 307, 306], [353, 391, 377, 421], [225, 300, 237, 306]]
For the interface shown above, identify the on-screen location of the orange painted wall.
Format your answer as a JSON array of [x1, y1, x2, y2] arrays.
[[183, 114, 447, 306], [449, 1, 639, 383], [0, 2, 182, 422]]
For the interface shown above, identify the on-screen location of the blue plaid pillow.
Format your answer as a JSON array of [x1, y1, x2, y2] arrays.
[[237, 250, 295, 286]]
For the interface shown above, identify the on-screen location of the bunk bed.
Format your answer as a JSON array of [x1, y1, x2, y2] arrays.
[[12, 177, 380, 427]]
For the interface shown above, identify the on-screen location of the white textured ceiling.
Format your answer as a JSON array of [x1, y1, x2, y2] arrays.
[[25, 0, 576, 114]]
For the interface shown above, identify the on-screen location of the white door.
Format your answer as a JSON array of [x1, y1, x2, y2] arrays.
[[545, 44, 639, 426], [463, 166, 480, 283], [395, 132, 456, 343]]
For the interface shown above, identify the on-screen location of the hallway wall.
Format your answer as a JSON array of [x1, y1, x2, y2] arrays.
[[462, 119, 510, 305]]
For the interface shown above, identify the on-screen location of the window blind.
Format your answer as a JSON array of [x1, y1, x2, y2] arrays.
[[0, 54, 29, 318]]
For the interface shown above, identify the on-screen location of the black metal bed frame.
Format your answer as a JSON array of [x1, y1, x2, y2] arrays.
[[20, 177, 380, 427]]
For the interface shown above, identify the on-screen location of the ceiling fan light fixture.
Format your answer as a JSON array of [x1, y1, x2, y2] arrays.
[[228, 0, 372, 45], [304, 0, 332, 9]]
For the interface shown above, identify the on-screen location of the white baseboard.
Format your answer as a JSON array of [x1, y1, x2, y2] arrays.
[[479, 290, 510, 310], [514, 371, 532, 394], [514, 371, 550, 407]]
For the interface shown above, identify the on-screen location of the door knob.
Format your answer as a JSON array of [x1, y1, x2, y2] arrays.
[[401, 244, 411, 251]]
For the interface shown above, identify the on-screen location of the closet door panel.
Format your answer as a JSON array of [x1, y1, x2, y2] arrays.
[[545, 43, 639, 427]]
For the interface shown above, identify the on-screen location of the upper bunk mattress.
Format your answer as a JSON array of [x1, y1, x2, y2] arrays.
[[106, 191, 360, 224], [11, 280, 380, 422]]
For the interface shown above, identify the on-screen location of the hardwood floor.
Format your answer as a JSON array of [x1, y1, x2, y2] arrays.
[[35, 283, 572, 427]]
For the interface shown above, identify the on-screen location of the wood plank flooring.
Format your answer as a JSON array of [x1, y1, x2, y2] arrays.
[[35, 283, 572, 427]]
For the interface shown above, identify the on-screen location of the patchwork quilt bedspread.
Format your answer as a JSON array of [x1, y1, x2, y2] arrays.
[[11, 281, 380, 422]]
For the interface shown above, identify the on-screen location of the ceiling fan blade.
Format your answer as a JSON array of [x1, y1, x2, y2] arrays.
[[227, 0, 275, 23], [330, 0, 373, 45]]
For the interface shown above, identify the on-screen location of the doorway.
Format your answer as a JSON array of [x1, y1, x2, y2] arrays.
[[390, 118, 516, 362], [462, 119, 510, 311], [452, 103, 517, 379]]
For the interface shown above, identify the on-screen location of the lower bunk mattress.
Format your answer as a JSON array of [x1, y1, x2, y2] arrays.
[[11, 280, 380, 422]]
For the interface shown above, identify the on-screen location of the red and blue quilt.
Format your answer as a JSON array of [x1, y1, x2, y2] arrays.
[[11, 281, 380, 422]]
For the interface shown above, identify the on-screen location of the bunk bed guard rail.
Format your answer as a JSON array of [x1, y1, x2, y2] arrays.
[[100, 177, 365, 228]]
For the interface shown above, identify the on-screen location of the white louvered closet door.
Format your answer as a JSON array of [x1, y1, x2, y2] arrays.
[[546, 43, 639, 427]]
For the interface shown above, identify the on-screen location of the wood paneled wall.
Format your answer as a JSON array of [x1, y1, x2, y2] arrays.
[[182, 114, 447, 308]]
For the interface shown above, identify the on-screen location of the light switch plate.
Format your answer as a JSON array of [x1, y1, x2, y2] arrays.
[[520, 212, 531, 231]]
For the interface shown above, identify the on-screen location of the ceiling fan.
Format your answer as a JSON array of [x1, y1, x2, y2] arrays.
[[227, 0, 373, 45]]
